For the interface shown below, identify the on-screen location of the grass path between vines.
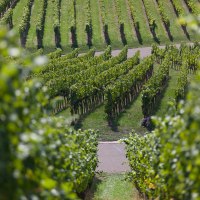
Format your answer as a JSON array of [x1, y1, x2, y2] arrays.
[[84, 173, 143, 200]]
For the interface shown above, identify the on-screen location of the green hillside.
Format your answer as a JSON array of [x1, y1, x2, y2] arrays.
[[1, 0, 199, 52]]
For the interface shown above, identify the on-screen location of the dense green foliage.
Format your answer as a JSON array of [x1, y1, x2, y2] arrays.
[[124, 44, 200, 199], [141, 56, 170, 117], [0, 28, 98, 199], [0, 8, 13, 28], [124, 72, 200, 199], [175, 64, 188, 103], [105, 55, 153, 119], [142, 0, 156, 31]]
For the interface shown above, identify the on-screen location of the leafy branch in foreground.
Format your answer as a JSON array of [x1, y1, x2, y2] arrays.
[[0, 28, 98, 199]]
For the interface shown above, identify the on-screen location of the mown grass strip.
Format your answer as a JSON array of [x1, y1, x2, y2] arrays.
[[12, 0, 29, 30], [85, 174, 142, 200], [154, 69, 180, 117], [60, 0, 70, 51], [129, 0, 153, 45], [90, 0, 106, 50], [26, 0, 41, 51], [43, 0, 55, 52], [142, 0, 168, 43], [179, 0, 200, 40], [119, 0, 138, 46], [104, 0, 122, 48], [162, 0, 188, 42], [76, 0, 88, 50]]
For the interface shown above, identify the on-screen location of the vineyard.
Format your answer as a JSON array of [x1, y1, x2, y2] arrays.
[[29, 42, 197, 140], [1, 28, 199, 198], [0, 0, 199, 52], [1, 0, 200, 199]]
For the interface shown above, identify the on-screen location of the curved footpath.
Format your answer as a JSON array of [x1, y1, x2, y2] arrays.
[[95, 43, 193, 58]]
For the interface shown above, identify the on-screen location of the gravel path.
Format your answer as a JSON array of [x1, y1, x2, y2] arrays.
[[95, 43, 193, 58], [96, 142, 130, 173]]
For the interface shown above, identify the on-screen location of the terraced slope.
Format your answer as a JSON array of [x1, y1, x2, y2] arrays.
[[1, 0, 199, 52]]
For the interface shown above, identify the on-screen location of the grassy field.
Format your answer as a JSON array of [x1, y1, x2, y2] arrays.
[[85, 173, 143, 200], [8, 0, 199, 53]]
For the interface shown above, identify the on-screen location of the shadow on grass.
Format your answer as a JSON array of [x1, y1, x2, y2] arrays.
[[169, 0, 191, 41], [84, 176, 103, 200], [73, 103, 104, 130], [108, 94, 142, 132], [165, 24, 174, 42], [151, 77, 170, 116], [104, 24, 111, 45], [151, 29, 160, 44], [120, 23, 127, 46], [135, 22, 143, 45]]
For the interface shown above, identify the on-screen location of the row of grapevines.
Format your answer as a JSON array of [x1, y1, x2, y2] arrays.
[[53, 0, 61, 47], [127, 0, 138, 27], [85, 0, 92, 46], [41, 48, 95, 75], [124, 71, 200, 199], [36, 0, 47, 48], [0, 28, 99, 199], [141, 57, 170, 117], [43, 56, 107, 96], [99, 0, 110, 44], [114, 0, 123, 26], [184, 0, 200, 16], [18, 0, 34, 47], [170, 43, 200, 72], [54, 47, 94, 63], [167, 45, 182, 69], [179, 43, 200, 72], [0, 8, 13, 28], [170, 0, 184, 16], [46, 58, 103, 100], [152, 44, 182, 68], [68, 45, 127, 84], [85, 0, 92, 27], [70, 0, 76, 47], [32, 48, 79, 77], [0, 0, 14, 16], [70, 49, 138, 115], [152, 43, 200, 71], [45, 47, 112, 98], [42, 47, 111, 84], [42, 48, 94, 80], [47, 48, 62, 59], [156, 0, 170, 27], [151, 44, 167, 63], [142, 0, 157, 31], [175, 64, 188, 103], [99, 0, 107, 28], [105, 56, 154, 119], [50, 96, 68, 114], [30, 48, 44, 57], [30, 48, 79, 80], [54, 48, 79, 62], [70, 0, 76, 30]]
